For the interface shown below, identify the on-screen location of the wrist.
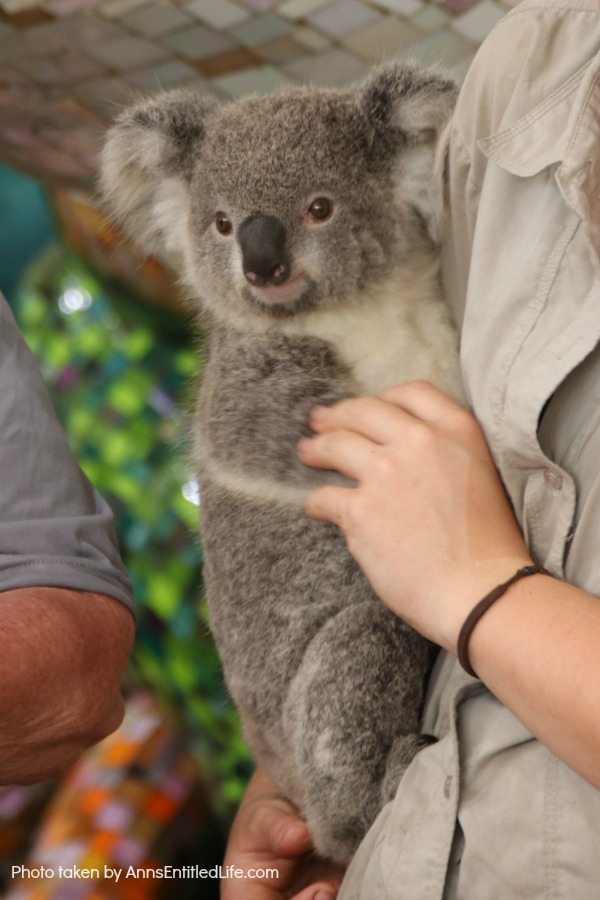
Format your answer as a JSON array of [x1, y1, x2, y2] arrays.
[[457, 564, 549, 677], [438, 554, 535, 655], [465, 570, 559, 685]]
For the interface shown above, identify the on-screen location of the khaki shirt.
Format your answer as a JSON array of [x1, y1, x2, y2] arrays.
[[339, 2, 600, 897]]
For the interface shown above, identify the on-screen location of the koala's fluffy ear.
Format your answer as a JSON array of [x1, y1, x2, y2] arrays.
[[100, 90, 218, 258], [359, 62, 457, 242]]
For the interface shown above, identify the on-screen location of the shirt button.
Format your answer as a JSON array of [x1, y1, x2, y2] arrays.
[[544, 468, 563, 490]]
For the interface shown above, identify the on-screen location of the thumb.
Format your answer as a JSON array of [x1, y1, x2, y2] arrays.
[[257, 802, 312, 857]]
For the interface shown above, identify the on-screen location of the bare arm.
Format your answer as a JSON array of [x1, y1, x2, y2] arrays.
[[466, 574, 600, 789], [301, 381, 600, 789], [0, 587, 134, 784]]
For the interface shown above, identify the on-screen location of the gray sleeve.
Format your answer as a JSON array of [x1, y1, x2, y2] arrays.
[[0, 293, 135, 618]]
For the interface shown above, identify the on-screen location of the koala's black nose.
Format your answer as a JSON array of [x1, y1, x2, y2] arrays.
[[239, 214, 289, 286]]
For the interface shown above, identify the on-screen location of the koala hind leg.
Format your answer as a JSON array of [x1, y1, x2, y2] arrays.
[[284, 601, 434, 865]]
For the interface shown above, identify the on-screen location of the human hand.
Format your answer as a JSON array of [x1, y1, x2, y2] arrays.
[[222, 769, 343, 900], [299, 381, 532, 653]]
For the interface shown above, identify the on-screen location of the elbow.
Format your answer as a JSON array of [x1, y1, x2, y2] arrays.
[[0, 588, 134, 785], [55, 596, 134, 746], [72, 677, 129, 746], [3, 694, 127, 787]]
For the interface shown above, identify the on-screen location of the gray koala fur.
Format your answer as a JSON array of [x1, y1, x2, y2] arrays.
[[100, 62, 464, 864]]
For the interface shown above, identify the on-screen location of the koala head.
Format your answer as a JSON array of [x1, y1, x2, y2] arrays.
[[100, 63, 456, 327]]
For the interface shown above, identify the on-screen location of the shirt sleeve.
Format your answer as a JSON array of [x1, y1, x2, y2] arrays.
[[0, 292, 135, 618]]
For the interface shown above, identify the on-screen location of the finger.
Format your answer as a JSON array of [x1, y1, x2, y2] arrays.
[[291, 881, 341, 900], [224, 883, 282, 900], [299, 430, 376, 480], [274, 818, 313, 857], [379, 380, 465, 425], [304, 485, 353, 527], [380, 382, 484, 448], [233, 882, 304, 900], [310, 396, 414, 445], [252, 802, 312, 857]]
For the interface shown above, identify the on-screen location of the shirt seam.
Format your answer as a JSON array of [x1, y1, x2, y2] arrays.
[[562, 69, 600, 172], [481, 64, 588, 155], [0, 556, 131, 585], [0, 559, 137, 619], [449, 122, 482, 193], [496, 213, 581, 453], [452, 2, 600, 171]]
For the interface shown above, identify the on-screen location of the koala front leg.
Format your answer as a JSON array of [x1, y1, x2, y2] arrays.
[[283, 602, 434, 865], [199, 331, 354, 488]]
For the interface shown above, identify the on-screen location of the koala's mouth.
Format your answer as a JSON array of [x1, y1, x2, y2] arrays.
[[250, 273, 306, 303], [244, 276, 318, 318]]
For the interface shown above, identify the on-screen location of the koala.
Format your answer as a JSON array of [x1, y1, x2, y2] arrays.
[[101, 62, 463, 865]]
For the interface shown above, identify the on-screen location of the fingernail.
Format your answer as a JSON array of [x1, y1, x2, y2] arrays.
[[314, 890, 335, 900], [310, 405, 327, 421], [298, 437, 311, 454]]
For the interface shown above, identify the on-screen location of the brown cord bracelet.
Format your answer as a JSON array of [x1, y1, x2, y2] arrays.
[[457, 564, 550, 678]]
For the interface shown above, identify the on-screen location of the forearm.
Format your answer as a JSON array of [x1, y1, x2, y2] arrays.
[[0, 587, 134, 784], [464, 573, 600, 789], [300, 384, 600, 791]]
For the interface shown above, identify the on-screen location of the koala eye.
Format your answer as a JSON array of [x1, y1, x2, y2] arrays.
[[215, 211, 233, 236], [306, 197, 333, 223]]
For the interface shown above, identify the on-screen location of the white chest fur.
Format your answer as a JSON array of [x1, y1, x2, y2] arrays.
[[202, 262, 464, 509], [279, 262, 464, 402]]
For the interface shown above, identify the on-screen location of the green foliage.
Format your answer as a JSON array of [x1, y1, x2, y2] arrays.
[[13, 247, 252, 817]]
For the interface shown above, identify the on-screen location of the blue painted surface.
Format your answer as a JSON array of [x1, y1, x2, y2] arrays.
[[0, 165, 56, 306]]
